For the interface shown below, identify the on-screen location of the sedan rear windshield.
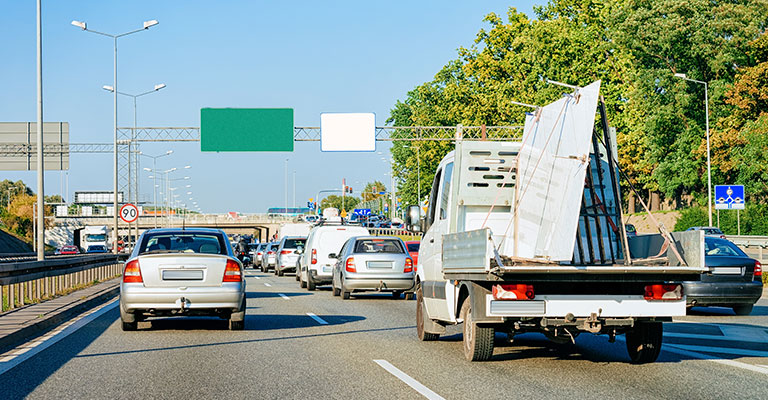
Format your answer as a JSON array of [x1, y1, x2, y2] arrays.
[[704, 238, 745, 257], [354, 239, 404, 254], [283, 238, 306, 248], [139, 233, 227, 255]]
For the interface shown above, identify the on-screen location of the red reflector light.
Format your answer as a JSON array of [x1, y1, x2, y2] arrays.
[[755, 261, 762, 278], [223, 259, 242, 282], [345, 257, 356, 273], [404, 258, 413, 273], [492, 284, 534, 300], [311, 248, 317, 265], [123, 259, 143, 283], [643, 284, 682, 301]]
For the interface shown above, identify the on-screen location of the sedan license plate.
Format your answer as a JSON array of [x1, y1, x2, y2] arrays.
[[711, 267, 743, 275], [367, 261, 394, 269], [162, 270, 204, 280], [322, 266, 332, 273]]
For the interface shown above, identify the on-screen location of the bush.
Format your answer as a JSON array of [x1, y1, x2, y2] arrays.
[[674, 207, 708, 231], [675, 204, 768, 236]]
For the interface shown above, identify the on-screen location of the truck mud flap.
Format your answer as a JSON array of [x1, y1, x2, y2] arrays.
[[462, 282, 504, 324]]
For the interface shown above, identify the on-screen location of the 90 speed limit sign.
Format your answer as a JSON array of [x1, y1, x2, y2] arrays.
[[119, 203, 139, 223]]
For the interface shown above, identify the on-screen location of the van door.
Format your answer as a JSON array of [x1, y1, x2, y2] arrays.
[[420, 160, 455, 321]]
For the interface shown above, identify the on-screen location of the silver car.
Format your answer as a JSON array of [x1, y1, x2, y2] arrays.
[[261, 242, 278, 272], [275, 236, 306, 276], [331, 236, 415, 299], [119, 228, 246, 331]]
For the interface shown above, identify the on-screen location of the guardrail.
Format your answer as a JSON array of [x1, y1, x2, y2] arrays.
[[728, 235, 768, 248], [368, 228, 422, 238], [0, 254, 125, 312]]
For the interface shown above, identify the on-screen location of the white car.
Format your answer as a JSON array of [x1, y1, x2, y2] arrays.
[[298, 220, 369, 290], [119, 228, 246, 331]]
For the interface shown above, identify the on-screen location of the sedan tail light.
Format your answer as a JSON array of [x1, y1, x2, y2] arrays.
[[755, 261, 762, 278], [644, 284, 682, 301], [311, 248, 317, 265], [280, 250, 292, 255], [345, 257, 356, 273], [404, 258, 413, 273], [223, 259, 242, 282], [492, 284, 534, 300], [123, 259, 143, 283]]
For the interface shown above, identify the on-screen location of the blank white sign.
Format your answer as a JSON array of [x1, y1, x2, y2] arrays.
[[321, 113, 376, 152]]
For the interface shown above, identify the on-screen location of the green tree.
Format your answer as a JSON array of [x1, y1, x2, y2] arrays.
[[361, 181, 387, 202], [0, 180, 33, 211], [320, 195, 360, 212]]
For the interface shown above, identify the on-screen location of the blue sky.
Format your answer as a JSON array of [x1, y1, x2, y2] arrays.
[[1, 1, 538, 213]]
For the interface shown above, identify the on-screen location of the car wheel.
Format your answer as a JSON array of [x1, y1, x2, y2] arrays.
[[392, 291, 402, 299], [295, 271, 300, 281], [121, 320, 137, 331], [460, 299, 494, 361], [300, 273, 307, 288], [416, 285, 438, 341], [732, 304, 754, 315], [625, 321, 663, 364], [277, 269, 284, 277], [332, 276, 341, 296], [307, 273, 316, 291], [341, 278, 350, 300]]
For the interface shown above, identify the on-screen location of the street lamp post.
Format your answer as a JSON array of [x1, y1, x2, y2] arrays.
[[141, 150, 172, 228], [72, 18, 159, 254], [674, 73, 712, 226]]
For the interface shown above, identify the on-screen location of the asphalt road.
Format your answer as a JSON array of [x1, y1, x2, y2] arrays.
[[1, 270, 767, 399]]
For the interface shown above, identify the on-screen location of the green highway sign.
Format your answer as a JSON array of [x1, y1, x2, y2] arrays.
[[201, 108, 294, 152]]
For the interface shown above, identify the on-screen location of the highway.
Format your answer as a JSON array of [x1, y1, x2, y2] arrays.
[[2, 271, 767, 399]]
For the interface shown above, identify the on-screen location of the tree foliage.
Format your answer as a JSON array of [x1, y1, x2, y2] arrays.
[[389, 0, 768, 211], [320, 195, 360, 212]]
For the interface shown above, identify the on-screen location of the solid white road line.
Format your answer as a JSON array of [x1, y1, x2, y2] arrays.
[[279, 293, 290, 300], [0, 299, 118, 376], [306, 312, 328, 325], [374, 359, 444, 400], [264, 283, 272, 287]]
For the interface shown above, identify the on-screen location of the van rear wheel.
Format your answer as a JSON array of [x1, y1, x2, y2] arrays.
[[416, 286, 439, 341], [460, 299, 494, 361]]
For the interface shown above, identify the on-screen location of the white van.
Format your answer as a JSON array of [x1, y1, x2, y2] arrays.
[[298, 222, 369, 290]]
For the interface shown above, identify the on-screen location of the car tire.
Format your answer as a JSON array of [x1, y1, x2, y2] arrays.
[[392, 291, 402, 299], [416, 285, 439, 342], [307, 273, 316, 291], [229, 319, 244, 331], [300, 274, 307, 288], [625, 321, 663, 364], [295, 271, 300, 281], [732, 304, 754, 315], [341, 278, 351, 300], [460, 299, 494, 361], [121, 320, 137, 331], [277, 269, 284, 277]]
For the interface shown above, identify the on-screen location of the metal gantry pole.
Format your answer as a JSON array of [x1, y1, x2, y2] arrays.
[[36, 0, 45, 260]]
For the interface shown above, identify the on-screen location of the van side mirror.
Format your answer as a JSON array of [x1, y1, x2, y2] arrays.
[[406, 205, 423, 233]]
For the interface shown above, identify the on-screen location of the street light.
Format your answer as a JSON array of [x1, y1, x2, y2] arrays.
[[141, 150, 172, 228], [674, 72, 712, 226], [72, 18, 159, 253]]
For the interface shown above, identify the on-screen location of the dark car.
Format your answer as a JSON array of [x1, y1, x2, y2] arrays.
[[684, 237, 763, 315], [86, 244, 109, 253]]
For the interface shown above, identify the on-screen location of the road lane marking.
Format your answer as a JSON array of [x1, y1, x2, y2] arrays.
[[0, 299, 118, 376], [661, 344, 768, 375], [663, 332, 767, 344], [306, 312, 328, 325], [374, 359, 444, 400], [264, 283, 272, 287], [279, 293, 290, 300], [665, 343, 768, 358]]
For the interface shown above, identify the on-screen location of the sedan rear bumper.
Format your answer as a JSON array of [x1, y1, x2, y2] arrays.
[[121, 282, 244, 312], [344, 277, 415, 291], [683, 281, 763, 306]]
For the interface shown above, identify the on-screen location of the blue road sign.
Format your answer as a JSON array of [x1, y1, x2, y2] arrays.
[[353, 208, 371, 216], [715, 185, 745, 210], [378, 191, 386, 195]]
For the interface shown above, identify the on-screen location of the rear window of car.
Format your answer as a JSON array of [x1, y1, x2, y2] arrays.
[[283, 238, 306, 248], [139, 233, 226, 255], [704, 228, 724, 235], [406, 242, 420, 252], [704, 238, 745, 257], [354, 239, 404, 254]]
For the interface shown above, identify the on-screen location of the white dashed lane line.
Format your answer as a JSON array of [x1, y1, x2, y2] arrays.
[[374, 359, 444, 400], [279, 293, 290, 300], [264, 283, 272, 287], [306, 312, 328, 325]]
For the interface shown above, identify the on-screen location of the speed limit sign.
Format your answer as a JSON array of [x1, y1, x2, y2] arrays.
[[119, 203, 139, 223]]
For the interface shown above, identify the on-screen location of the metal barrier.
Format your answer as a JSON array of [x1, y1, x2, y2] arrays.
[[368, 228, 422, 238], [0, 254, 125, 312]]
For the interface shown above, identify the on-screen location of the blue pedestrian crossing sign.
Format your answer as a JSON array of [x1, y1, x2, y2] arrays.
[[714, 185, 745, 210]]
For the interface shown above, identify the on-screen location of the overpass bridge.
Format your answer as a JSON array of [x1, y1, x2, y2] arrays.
[[47, 214, 295, 247]]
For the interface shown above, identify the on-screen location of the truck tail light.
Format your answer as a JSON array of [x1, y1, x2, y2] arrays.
[[223, 259, 242, 282], [492, 284, 534, 300], [123, 259, 143, 283], [345, 257, 356, 273], [311, 248, 317, 265], [755, 261, 762, 278], [404, 258, 413, 273], [644, 284, 682, 301]]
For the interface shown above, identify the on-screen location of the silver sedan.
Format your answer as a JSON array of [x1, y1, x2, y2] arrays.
[[331, 236, 415, 299], [119, 228, 246, 331]]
